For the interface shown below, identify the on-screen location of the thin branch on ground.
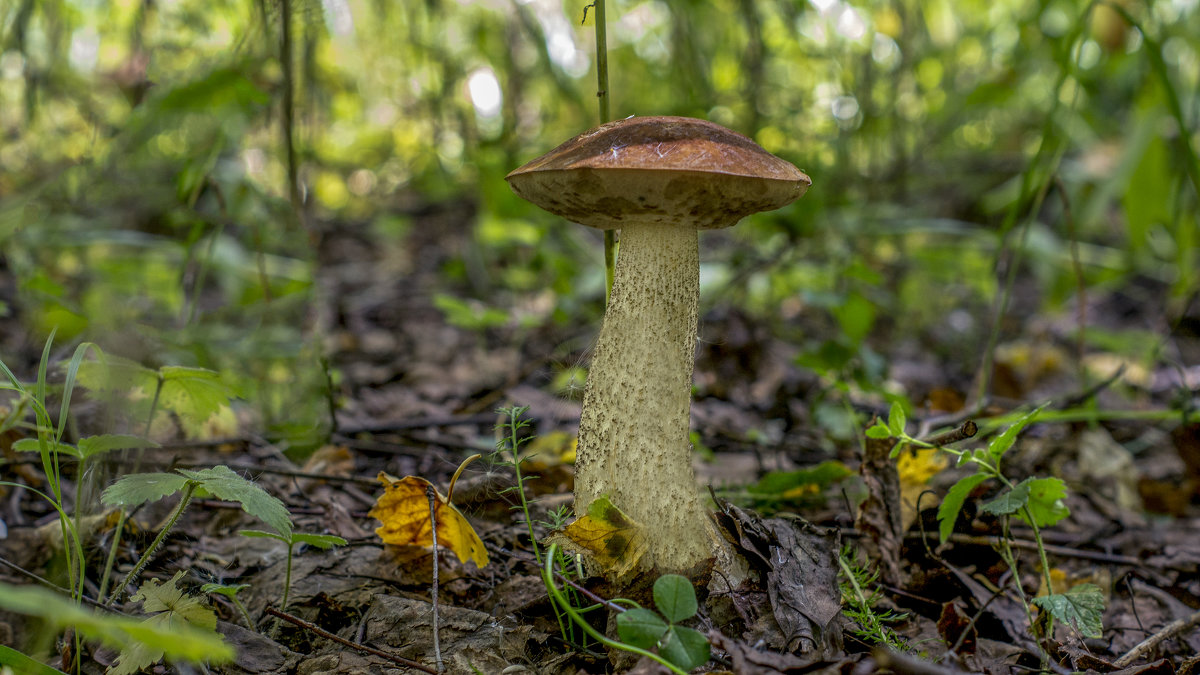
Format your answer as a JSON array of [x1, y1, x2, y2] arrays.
[[1114, 609, 1200, 669], [264, 606, 439, 674]]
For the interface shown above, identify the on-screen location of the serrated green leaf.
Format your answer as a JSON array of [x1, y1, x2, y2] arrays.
[[77, 434, 159, 460], [987, 405, 1047, 463], [102, 472, 190, 507], [12, 438, 80, 459], [1017, 477, 1070, 528], [938, 473, 990, 542], [658, 625, 710, 671], [979, 482, 1029, 517], [177, 466, 291, 536], [291, 533, 348, 549], [132, 571, 216, 629], [865, 424, 892, 439], [654, 574, 698, 623], [75, 356, 157, 394], [1033, 584, 1104, 638], [616, 608, 668, 649], [157, 367, 239, 428], [887, 401, 907, 436]]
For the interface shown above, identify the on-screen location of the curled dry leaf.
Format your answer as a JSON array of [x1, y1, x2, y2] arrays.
[[369, 472, 489, 569]]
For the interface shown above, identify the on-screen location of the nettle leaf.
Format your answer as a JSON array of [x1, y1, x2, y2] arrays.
[[653, 574, 698, 623], [1016, 477, 1070, 528], [102, 472, 190, 507], [659, 625, 711, 672], [1033, 584, 1104, 638], [77, 434, 159, 461], [986, 405, 1047, 463], [178, 465, 292, 536], [938, 473, 990, 542], [616, 608, 668, 649]]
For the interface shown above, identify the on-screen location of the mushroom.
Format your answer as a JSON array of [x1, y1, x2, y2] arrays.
[[506, 116, 810, 573]]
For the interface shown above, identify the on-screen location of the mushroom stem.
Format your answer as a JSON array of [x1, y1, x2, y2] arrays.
[[575, 223, 711, 572]]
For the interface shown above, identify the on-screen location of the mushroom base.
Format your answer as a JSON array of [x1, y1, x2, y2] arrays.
[[574, 223, 712, 574]]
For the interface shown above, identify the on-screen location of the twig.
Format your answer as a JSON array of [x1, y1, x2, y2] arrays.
[[264, 606, 438, 674], [871, 647, 967, 675], [919, 420, 978, 447], [426, 485, 443, 674], [1114, 608, 1200, 668]]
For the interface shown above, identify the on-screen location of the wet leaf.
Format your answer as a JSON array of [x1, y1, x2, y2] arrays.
[[369, 473, 489, 568]]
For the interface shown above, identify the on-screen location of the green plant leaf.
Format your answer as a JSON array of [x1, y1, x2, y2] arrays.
[[12, 438, 79, 458], [658, 625, 711, 672], [979, 482, 1029, 517], [77, 434, 159, 460], [865, 423, 892, 439], [616, 608, 668, 649], [938, 473, 990, 542], [157, 366, 239, 428], [1033, 584, 1104, 638], [0, 582, 232, 665], [102, 472, 190, 507], [986, 404, 1046, 463], [0, 645, 69, 675], [177, 465, 292, 536], [1016, 476, 1070, 527], [291, 533, 348, 549], [653, 574, 698, 623], [887, 401, 907, 436], [112, 571, 221, 675], [201, 582, 250, 598], [238, 529, 287, 543]]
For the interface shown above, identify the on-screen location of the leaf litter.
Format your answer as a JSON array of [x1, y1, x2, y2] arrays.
[[0, 205, 1198, 675]]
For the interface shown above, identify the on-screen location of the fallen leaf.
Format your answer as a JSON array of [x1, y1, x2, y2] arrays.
[[549, 496, 647, 578], [370, 473, 489, 568], [897, 447, 946, 531]]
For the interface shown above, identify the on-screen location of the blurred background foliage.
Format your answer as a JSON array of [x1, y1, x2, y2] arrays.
[[0, 0, 1196, 447]]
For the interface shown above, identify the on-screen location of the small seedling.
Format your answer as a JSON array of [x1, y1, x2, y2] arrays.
[[837, 545, 910, 650], [541, 543, 709, 675], [201, 582, 255, 628], [238, 530, 347, 614], [615, 574, 711, 672], [102, 465, 293, 605]]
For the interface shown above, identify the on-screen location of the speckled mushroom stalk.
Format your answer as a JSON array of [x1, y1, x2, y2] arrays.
[[507, 116, 810, 574], [574, 222, 710, 571]]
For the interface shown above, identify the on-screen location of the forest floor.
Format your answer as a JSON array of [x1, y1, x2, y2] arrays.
[[2, 195, 1199, 675]]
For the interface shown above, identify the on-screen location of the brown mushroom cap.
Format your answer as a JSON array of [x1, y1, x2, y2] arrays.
[[506, 116, 811, 230]]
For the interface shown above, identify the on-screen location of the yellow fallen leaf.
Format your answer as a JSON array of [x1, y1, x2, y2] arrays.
[[897, 447, 947, 531], [521, 430, 577, 466], [369, 466, 489, 569], [550, 496, 646, 578]]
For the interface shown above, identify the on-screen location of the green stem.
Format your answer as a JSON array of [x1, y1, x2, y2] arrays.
[[106, 482, 196, 607], [592, 0, 615, 305], [280, 543, 294, 614], [541, 544, 689, 675], [507, 408, 541, 564]]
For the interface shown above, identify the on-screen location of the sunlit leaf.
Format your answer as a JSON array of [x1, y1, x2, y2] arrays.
[[369, 473, 489, 568], [897, 447, 947, 530]]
